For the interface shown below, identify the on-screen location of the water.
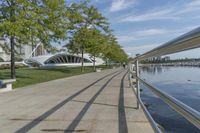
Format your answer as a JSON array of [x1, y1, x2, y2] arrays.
[[140, 66, 200, 133]]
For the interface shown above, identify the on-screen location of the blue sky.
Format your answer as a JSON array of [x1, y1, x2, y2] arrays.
[[68, 0, 200, 59]]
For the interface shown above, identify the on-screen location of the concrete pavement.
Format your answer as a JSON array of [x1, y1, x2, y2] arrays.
[[0, 68, 154, 133]]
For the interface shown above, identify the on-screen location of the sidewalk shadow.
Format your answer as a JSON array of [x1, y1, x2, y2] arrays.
[[62, 71, 123, 133], [14, 70, 118, 133], [118, 71, 128, 133], [71, 99, 137, 110]]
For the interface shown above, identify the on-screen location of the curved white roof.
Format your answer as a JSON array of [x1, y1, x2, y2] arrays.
[[24, 52, 104, 67]]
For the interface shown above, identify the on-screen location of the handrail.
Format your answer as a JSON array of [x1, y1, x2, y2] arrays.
[[135, 27, 200, 61], [138, 96, 163, 133], [129, 72, 162, 133], [139, 77, 200, 129], [129, 26, 200, 132], [129, 69, 200, 131]]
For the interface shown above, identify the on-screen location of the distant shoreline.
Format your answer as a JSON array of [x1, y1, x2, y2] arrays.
[[141, 62, 200, 67]]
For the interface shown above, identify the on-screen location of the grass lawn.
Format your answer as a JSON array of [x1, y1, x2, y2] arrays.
[[0, 65, 113, 89]]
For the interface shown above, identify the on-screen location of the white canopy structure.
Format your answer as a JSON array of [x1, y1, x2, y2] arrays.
[[24, 53, 105, 67]]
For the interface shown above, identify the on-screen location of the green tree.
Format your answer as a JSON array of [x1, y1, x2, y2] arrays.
[[102, 34, 128, 66], [67, 0, 110, 72], [67, 27, 95, 65], [85, 30, 106, 71], [0, 0, 68, 78]]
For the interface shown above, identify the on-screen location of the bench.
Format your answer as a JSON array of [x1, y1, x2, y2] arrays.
[[96, 68, 102, 72], [0, 79, 16, 93]]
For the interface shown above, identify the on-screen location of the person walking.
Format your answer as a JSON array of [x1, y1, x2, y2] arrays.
[[123, 62, 126, 69]]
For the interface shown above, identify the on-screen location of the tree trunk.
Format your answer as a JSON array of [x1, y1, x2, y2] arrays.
[[109, 60, 111, 68], [106, 58, 108, 67], [10, 0, 16, 79], [31, 36, 34, 57], [81, 45, 84, 72], [10, 36, 16, 79], [93, 55, 96, 71]]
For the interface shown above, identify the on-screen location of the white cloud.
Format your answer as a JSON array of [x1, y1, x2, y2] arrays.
[[117, 35, 137, 42], [110, 0, 136, 12], [125, 45, 200, 59], [119, 0, 200, 22], [117, 25, 200, 43], [91, 0, 106, 4], [174, 0, 200, 15], [94, 0, 100, 3], [117, 28, 169, 43], [136, 29, 168, 36], [123, 44, 160, 56], [121, 9, 178, 22], [184, 25, 200, 31], [121, 26, 200, 57], [187, 0, 200, 7]]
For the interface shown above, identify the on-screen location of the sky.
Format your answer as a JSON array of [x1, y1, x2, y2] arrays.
[[68, 0, 200, 59]]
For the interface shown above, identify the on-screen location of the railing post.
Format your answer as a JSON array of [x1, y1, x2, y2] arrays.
[[128, 64, 132, 88], [135, 60, 140, 109]]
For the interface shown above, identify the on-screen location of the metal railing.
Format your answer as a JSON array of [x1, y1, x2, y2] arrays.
[[129, 27, 200, 132]]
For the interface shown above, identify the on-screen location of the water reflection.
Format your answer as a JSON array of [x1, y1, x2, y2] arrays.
[[141, 66, 165, 75], [141, 65, 172, 75], [140, 66, 200, 133]]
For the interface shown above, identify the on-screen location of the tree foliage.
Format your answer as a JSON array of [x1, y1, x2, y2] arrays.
[[66, 1, 110, 71], [0, 0, 69, 78], [0, 0, 128, 77]]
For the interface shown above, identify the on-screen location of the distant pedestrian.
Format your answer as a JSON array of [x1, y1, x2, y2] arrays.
[[0, 80, 2, 88], [123, 62, 126, 69]]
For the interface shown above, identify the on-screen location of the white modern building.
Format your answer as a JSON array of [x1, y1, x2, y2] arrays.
[[0, 38, 33, 62], [24, 53, 105, 67], [0, 39, 105, 67], [0, 38, 9, 61]]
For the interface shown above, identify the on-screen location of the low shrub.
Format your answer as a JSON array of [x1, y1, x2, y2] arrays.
[[0, 57, 4, 62], [0, 63, 27, 69]]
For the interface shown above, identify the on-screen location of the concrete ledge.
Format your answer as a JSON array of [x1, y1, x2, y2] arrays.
[[96, 68, 102, 72], [0, 79, 16, 93]]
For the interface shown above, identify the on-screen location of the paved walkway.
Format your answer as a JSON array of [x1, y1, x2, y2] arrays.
[[0, 68, 154, 133]]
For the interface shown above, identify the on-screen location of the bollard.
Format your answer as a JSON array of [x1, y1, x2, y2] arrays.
[[135, 60, 140, 109]]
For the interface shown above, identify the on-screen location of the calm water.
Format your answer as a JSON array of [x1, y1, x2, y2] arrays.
[[140, 66, 200, 133]]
